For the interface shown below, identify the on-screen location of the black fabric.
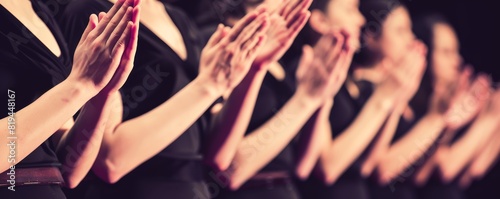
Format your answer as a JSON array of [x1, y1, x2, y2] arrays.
[[417, 173, 466, 199], [0, 1, 70, 198], [367, 107, 421, 199], [214, 70, 298, 198], [59, 0, 212, 198]]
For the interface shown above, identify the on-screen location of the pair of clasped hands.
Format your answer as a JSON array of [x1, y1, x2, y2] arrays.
[[68, 0, 354, 106]]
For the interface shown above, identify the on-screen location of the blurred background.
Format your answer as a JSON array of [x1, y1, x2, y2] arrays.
[[170, 0, 500, 198]]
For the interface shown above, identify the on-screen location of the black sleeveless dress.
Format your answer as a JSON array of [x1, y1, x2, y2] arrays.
[[296, 80, 374, 199], [0, 1, 72, 198], [214, 70, 300, 199], [59, 1, 212, 199], [416, 126, 470, 199], [367, 116, 420, 199]]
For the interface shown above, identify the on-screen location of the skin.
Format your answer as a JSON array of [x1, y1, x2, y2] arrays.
[[297, 0, 426, 184], [0, 0, 140, 188], [89, 0, 271, 183]]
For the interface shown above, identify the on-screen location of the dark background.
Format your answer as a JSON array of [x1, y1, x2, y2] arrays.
[[171, 0, 500, 198]]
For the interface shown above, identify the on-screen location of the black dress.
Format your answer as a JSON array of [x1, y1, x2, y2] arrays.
[[214, 70, 299, 199], [0, 1, 72, 198], [296, 81, 374, 199], [367, 116, 419, 199], [59, 1, 212, 199], [416, 127, 470, 199]]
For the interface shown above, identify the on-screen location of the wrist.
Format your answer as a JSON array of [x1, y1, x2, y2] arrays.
[[292, 90, 323, 111], [61, 78, 97, 101], [191, 77, 223, 100], [371, 90, 396, 113]]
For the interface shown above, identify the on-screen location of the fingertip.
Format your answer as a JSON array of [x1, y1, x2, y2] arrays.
[[132, 6, 140, 22]]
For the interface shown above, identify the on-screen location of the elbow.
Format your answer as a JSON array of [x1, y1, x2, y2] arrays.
[[376, 163, 397, 185], [322, 171, 340, 185], [205, 155, 232, 172], [63, 176, 82, 189], [438, 163, 457, 183], [317, 161, 341, 185], [295, 167, 311, 181], [94, 158, 125, 184]]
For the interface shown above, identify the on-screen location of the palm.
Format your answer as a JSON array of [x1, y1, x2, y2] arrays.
[[253, 0, 311, 67], [254, 14, 290, 64]]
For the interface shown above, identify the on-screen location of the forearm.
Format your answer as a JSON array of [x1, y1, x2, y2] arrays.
[[227, 94, 320, 189], [206, 68, 267, 170], [361, 105, 404, 177], [97, 78, 220, 182], [439, 115, 499, 182], [467, 130, 500, 179], [319, 92, 393, 184], [56, 93, 115, 188], [377, 113, 446, 184], [295, 100, 333, 179], [1, 80, 93, 172]]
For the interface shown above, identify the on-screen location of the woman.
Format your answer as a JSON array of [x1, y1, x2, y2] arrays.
[[59, 0, 274, 198], [0, 0, 139, 198], [411, 14, 500, 199], [202, 1, 346, 198], [289, 0, 426, 199], [356, 3, 490, 199]]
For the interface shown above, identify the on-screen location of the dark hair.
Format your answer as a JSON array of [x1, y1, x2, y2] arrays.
[[210, 0, 264, 22], [353, 0, 406, 67], [410, 14, 452, 117]]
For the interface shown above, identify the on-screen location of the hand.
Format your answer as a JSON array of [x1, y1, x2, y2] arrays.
[[295, 32, 350, 105], [68, 0, 139, 96], [252, 0, 312, 68], [197, 9, 269, 96], [376, 40, 427, 104], [428, 67, 469, 116], [446, 74, 492, 129], [483, 88, 500, 116]]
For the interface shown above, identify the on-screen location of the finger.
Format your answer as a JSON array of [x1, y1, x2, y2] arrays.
[[78, 14, 99, 46], [286, 11, 311, 42], [234, 14, 269, 48], [282, 0, 300, 19], [206, 24, 225, 47], [268, 0, 288, 15], [100, 0, 134, 41], [107, 7, 134, 51], [93, 0, 127, 34], [111, 22, 132, 62], [247, 35, 267, 60], [314, 32, 334, 64], [99, 12, 106, 21], [222, 8, 265, 44], [297, 45, 314, 79], [285, 0, 312, 27], [325, 33, 345, 69], [242, 33, 264, 59]]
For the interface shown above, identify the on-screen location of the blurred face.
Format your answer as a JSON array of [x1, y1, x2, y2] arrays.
[[325, 0, 366, 49], [375, 7, 415, 63], [431, 23, 462, 83]]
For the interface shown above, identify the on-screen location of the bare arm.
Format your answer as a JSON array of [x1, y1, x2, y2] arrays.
[[466, 127, 500, 179], [317, 91, 393, 184], [295, 100, 333, 179], [361, 105, 404, 177], [437, 112, 499, 182], [206, 0, 312, 171], [0, 81, 94, 173]]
